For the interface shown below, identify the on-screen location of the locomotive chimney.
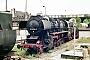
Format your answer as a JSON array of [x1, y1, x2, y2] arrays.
[[13, 8, 16, 14], [11, 8, 16, 17]]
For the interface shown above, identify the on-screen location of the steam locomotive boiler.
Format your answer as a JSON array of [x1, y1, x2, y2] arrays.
[[18, 15, 79, 54]]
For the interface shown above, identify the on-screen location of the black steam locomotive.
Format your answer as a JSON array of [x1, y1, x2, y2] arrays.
[[18, 15, 79, 54]]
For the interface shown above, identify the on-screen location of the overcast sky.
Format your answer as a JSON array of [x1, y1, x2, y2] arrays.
[[0, 0, 90, 15]]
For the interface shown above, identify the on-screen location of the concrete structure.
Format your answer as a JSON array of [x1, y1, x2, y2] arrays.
[[78, 28, 90, 39], [61, 43, 90, 60], [16, 30, 29, 40], [48, 14, 90, 18], [11, 9, 90, 28], [11, 8, 30, 19]]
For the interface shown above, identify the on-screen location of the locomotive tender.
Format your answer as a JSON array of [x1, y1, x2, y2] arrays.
[[0, 12, 16, 55], [18, 15, 79, 54]]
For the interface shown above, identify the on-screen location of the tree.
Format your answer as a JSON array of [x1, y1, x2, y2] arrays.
[[69, 17, 81, 28], [84, 14, 88, 17], [74, 16, 81, 28], [83, 18, 90, 24], [75, 16, 81, 23]]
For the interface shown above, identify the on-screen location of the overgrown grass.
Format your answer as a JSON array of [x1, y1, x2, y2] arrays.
[[12, 45, 40, 59], [12, 46, 26, 56], [27, 54, 40, 59], [65, 48, 70, 51], [77, 37, 90, 43], [47, 50, 54, 53], [27, 55, 33, 59]]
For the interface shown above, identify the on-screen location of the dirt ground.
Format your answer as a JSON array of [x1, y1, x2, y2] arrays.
[[20, 40, 74, 60]]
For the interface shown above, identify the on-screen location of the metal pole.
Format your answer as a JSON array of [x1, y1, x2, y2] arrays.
[[43, 6, 46, 16], [25, 0, 27, 20], [25, 0, 27, 12], [6, 0, 7, 11], [45, 7, 46, 16], [65, 10, 66, 17], [74, 18, 76, 55]]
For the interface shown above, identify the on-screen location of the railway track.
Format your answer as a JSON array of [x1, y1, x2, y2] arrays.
[[0, 51, 21, 60]]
